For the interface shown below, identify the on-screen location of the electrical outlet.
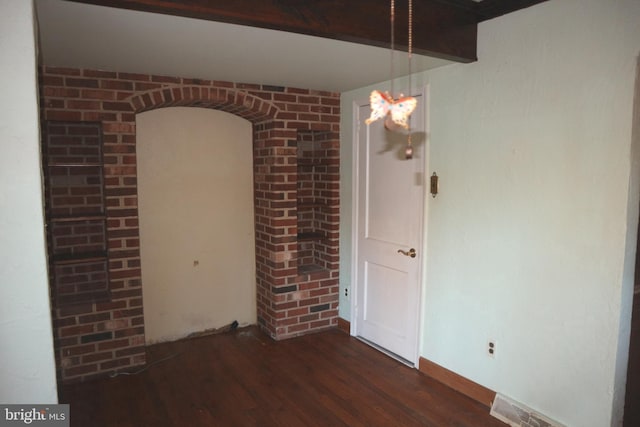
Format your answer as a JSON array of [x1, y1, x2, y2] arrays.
[[488, 340, 496, 358]]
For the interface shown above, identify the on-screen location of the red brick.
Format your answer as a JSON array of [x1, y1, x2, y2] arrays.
[[103, 122, 134, 133], [135, 82, 162, 91], [67, 100, 101, 110], [78, 312, 111, 324], [151, 75, 180, 83], [310, 319, 332, 329], [65, 77, 99, 88], [100, 357, 132, 370], [81, 89, 115, 100], [82, 351, 114, 363], [276, 317, 300, 327], [64, 364, 98, 377], [115, 345, 145, 357], [83, 69, 117, 78], [118, 72, 150, 81], [300, 313, 319, 323], [97, 338, 129, 351], [101, 80, 134, 91], [47, 110, 82, 121], [83, 112, 118, 121], [102, 101, 133, 112], [60, 324, 94, 338], [46, 67, 81, 76], [112, 326, 144, 339], [95, 300, 127, 311], [58, 303, 93, 317], [286, 87, 310, 94], [42, 75, 64, 86], [64, 344, 96, 356], [287, 323, 310, 333]]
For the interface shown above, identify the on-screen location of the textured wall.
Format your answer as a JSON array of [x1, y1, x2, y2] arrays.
[[0, 0, 58, 403]]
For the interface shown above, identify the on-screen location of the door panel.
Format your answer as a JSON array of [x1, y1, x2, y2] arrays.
[[364, 261, 409, 334], [365, 132, 418, 246], [354, 91, 426, 364]]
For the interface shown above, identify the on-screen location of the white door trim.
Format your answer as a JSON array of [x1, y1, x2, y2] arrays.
[[350, 85, 429, 367]]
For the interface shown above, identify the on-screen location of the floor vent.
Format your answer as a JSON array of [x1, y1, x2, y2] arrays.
[[490, 393, 565, 427]]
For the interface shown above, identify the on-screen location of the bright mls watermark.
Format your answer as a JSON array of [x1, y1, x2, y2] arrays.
[[0, 405, 69, 426]]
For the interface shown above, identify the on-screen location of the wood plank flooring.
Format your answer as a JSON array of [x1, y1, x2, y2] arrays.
[[59, 326, 506, 427], [624, 292, 640, 426]]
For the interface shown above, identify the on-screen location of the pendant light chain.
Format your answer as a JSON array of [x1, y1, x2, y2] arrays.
[[404, 0, 414, 158], [365, 0, 417, 143], [408, 0, 413, 89], [390, 0, 395, 98]]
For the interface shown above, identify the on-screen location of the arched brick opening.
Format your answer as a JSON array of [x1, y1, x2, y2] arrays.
[[41, 69, 340, 382], [124, 86, 294, 343], [129, 86, 278, 120]]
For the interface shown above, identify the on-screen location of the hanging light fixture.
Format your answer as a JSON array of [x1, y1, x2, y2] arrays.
[[365, 0, 416, 159]]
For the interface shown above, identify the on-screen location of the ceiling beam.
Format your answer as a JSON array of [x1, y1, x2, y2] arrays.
[[66, 0, 479, 62], [474, 0, 550, 21], [65, 0, 549, 63]]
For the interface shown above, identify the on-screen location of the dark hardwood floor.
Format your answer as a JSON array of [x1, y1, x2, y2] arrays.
[[60, 326, 505, 427], [624, 291, 640, 426]]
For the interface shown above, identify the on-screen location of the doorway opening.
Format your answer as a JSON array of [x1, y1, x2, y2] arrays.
[[351, 90, 427, 366]]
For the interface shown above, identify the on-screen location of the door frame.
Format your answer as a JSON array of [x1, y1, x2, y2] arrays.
[[350, 85, 429, 366]]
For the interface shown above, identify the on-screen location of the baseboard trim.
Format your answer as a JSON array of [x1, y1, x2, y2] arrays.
[[418, 357, 496, 409], [334, 321, 493, 407], [337, 317, 350, 334]]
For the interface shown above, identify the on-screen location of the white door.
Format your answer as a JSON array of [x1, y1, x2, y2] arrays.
[[352, 91, 426, 365]]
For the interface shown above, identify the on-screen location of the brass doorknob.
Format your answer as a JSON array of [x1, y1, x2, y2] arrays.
[[397, 248, 416, 258]]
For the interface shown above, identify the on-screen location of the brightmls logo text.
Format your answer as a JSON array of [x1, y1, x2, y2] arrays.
[[0, 405, 69, 426], [4, 408, 47, 424]]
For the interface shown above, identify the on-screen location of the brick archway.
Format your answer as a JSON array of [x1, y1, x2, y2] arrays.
[[123, 84, 300, 338], [41, 68, 340, 382], [128, 86, 279, 121]]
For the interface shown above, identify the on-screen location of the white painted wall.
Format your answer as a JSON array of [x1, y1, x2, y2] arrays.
[[0, 0, 58, 403], [137, 107, 256, 344], [340, 0, 640, 426], [617, 54, 640, 424]]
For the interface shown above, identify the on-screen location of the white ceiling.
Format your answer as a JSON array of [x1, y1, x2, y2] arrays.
[[35, 0, 453, 93]]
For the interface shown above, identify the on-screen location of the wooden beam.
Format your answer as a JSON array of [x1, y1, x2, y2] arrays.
[[475, 0, 550, 21], [66, 0, 479, 62]]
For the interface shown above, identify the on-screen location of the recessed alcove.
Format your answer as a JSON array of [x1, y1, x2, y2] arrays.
[[296, 130, 340, 276]]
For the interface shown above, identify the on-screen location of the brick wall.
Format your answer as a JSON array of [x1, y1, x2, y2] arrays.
[[40, 67, 340, 382]]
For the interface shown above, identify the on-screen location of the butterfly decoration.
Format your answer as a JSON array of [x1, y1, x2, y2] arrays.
[[365, 90, 417, 129]]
